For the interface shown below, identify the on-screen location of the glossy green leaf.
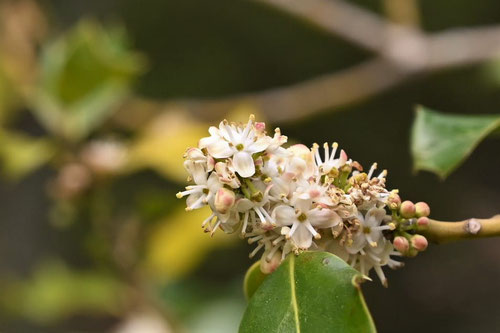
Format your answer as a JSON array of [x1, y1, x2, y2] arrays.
[[243, 260, 268, 300], [31, 20, 145, 142], [239, 252, 376, 333], [411, 106, 500, 178]]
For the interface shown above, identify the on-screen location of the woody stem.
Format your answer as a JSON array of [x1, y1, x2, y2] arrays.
[[416, 215, 500, 244]]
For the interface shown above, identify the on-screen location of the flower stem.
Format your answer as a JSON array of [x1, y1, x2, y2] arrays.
[[417, 214, 500, 244]]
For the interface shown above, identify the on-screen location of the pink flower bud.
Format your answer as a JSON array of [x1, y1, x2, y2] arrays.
[[260, 250, 282, 274], [214, 188, 236, 214], [417, 216, 430, 228], [387, 193, 401, 210], [393, 236, 410, 253], [411, 235, 428, 252], [415, 202, 431, 217], [400, 200, 416, 218]]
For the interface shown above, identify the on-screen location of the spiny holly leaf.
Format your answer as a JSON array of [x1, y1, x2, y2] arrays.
[[411, 106, 500, 179], [239, 252, 376, 333]]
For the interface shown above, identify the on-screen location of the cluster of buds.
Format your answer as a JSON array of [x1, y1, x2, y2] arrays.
[[177, 115, 431, 286]]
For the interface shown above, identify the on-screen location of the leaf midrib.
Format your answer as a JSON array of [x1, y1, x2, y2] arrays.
[[289, 255, 301, 333]]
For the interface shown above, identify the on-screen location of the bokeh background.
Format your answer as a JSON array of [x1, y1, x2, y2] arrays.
[[0, 0, 499, 332]]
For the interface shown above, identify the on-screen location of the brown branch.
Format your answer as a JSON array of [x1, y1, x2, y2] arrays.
[[130, 0, 500, 124], [418, 215, 500, 244]]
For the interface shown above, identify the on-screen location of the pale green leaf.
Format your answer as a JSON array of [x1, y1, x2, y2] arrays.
[[411, 106, 500, 178], [240, 252, 376, 333]]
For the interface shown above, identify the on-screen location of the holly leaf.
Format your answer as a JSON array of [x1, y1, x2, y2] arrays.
[[31, 20, 145, 142], [243, 260, 268, 300], [239, 252, 376, 333], [411, 106, 500, 178]]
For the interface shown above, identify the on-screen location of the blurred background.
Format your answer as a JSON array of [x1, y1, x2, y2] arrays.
[[0, 0, 499, 332]]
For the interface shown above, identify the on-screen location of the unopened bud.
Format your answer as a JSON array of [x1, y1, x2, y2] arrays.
[[400, 200, 416, 218], [411, 235, 428, 252], [214, 188, 235, 214], [415, 202, 430, 217], [260, 250, 282, 274], [387, 193, 401, 210], [417, 216, 430, 228], [393, 236, 409, 253]]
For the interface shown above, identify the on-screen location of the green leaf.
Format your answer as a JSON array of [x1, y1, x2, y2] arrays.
[[239, 252, 376, 333], [0, 130, 55, 179], [411, 106, 500, 178], [243, 260, 268, 300], [31, 20, 145, 142]]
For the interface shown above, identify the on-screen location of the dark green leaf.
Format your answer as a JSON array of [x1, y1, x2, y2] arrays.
[[411, 106, 500, 178], [239, 252, 376, 333]]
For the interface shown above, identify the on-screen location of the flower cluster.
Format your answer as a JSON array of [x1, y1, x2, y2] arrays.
[[177, 115, 430, 286]]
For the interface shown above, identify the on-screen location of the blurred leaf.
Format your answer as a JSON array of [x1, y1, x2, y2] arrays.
[[144, 205, 236, 281], [243, 260, 267, 300], [1, 261, 126, 323], [31, 20, 145, 142], [127, 111, 208, 182], [0, 129, 55, 179], [411, 106, 500, 178], [240, 252, 376, 333]]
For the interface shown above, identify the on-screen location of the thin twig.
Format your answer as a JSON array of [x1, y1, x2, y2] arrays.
[[418, 215, 500, 244]]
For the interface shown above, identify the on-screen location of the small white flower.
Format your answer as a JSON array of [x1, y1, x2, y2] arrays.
[[313, 142, 349, 175], [199, 115, 271, 177], [347, 207, 394, 253], [273, 202, 341, 249], [176, 172, 221, 211]]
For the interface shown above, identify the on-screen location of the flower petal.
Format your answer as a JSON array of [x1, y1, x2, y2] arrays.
[[307, 208, 341, 228], [246, 136, 271, 154], [206, 140, 233, 158], [365, 207, 386, 227], [272, 205, 295, 227], [232, 151, 255, 177], [292, 224, 313, 249]]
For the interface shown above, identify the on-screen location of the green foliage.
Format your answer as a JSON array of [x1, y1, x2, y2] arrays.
[[0, 130, 55, 179], [1, 261, 126, 324], [240, 252, 376, 333], [411, 106, 500, 178], [32, 20, 145, 142], [243, 260, 268, 300]]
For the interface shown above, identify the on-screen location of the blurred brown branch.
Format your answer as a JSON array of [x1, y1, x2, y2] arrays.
[[127, 0, 500, 124]]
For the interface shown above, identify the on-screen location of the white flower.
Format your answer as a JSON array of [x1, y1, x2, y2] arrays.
[[176, 172, 221, 211], [313, 142, 349, 175], [273, 201, 341, 249], [347, 207, 394, 253], [199, 115, 271, 177]]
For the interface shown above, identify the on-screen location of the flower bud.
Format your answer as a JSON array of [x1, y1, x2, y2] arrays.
[[417, 216, 430, 228], [415, 202, 430, 217], [260, 250, 282, 274], [387, 192, 401, 210], [214, 188, 236, 214], [393, 236, 409, 253], [400, 200, 416, 218], [411, 235, 428, 252]]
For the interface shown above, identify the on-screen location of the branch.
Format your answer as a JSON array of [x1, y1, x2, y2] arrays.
[[128, 0, 500, 124], [418, 215, 500, 244]]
